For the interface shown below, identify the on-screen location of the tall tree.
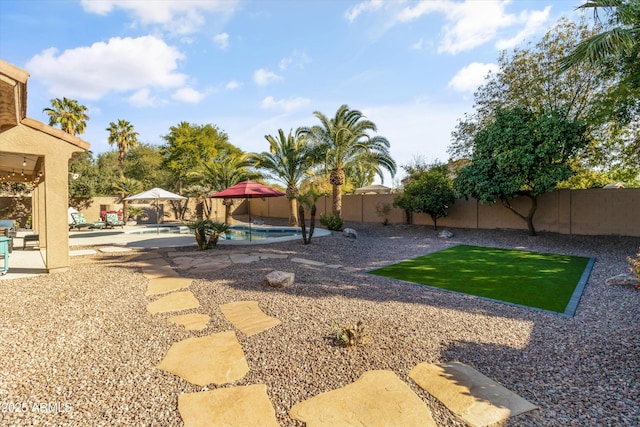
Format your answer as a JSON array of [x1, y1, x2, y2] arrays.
[[42, 97, 89, 135], [448, 18, 637, 181], [298, 104, 396, 217], [124, 144, 172, 189], [249, 129, 314, 226], [106, 119, 139, 178], [454, 108, 589, 236], [161, 122, 239, 192]]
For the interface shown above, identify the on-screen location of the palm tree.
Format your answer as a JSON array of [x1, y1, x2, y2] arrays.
[[561, 0, 639, 69], [298, 104, 396, 217], [202, 151, 261, 224], [249, 129, 314, 226], [106, 119, 139, 178], [42, 97, 89, 135]]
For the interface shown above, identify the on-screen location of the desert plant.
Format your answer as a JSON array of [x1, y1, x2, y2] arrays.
[[187, 219, 230, 250], [628, 249, 640, 290], [320, 213, 343, 231], [332, 320, 369, 347], [126, 205, 145, 220]]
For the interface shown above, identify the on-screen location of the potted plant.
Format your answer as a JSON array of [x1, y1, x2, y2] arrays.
[[126, 206, 145, 225], [187, 219, 231, 250]]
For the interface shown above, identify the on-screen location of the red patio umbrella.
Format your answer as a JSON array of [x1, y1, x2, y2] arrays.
[[209, 180, 286, 240]]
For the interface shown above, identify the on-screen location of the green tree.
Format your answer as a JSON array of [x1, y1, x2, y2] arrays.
[[249, 129, 314, 226], [394, 161, 455, 230], [161, 122, 239, 192], [298, 104, 396, 217], [454, 108, 589, 236], [124, 144, 172, 189], [449, 18, 637, 181], [106, 119, 139, 178], [68, 151, 100, 197], [42, 97, 89, 135], [94, 152, 121, 196]]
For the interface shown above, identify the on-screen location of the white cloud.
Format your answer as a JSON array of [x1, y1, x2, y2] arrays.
[[253, 68, 283, 86], [80, 0, 239, 35], [278, 50, 310, 70], [495, 7, 551, 50], [25, 36, 186, 100], [172, 87, 206, 103], [213, 32, 230, 49], [261, 96, 310, 112], [411, 38, 425, 50], [448, 62, 499, 92], [345, 0, 384, 22], [128, 88, 161, 107], [225, 80, 242, 90]]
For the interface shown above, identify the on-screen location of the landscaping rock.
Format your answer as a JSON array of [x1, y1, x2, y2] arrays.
[[604, 273, 638, 287], [439, 229, 454, 238], [343, 228, 357, 238], [265, 270, 295, 288]]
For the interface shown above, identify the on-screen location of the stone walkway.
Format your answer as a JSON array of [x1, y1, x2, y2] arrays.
[[126, 249, 537, 426]]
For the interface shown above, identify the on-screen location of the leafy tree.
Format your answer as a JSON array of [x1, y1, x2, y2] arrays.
[[298, 104, 396, 218], [124, 144, 172, 189], [94, 152, 121, 196], [393, 161, 455, 230], [249, 129, 314, 226], [106, 119, 139, 178], [161, 122, 239, 192], [454, 108, 589, 236], [42, 97, 89, 135], [448, 18, 636, 181], [68, 151, 101, 197]]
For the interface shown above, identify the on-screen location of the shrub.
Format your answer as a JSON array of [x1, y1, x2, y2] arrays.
[[332, 320, 369, 347], [320, 213, 343, 231], [187, 219, 230, 250]]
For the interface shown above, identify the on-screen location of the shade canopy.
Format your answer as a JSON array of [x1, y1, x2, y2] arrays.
[[125, 187, 187, 201], [209, 180, 285, 199]]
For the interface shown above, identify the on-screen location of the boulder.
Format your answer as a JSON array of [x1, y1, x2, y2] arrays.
[[604, 273, 638, 287], [343, 228, 357, 238], [265, 271, 295, 288], [439, 229, 454, 238]]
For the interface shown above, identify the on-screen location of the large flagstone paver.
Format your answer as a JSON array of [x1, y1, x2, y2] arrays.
[[146, 291, 200, 314], [145, 277, 193, 296], [142, 264, 181, 279], [289, 370, 437, 427], [409, 361, 538, 427], [178, 384, 280, 427], [157, 331, 249, 386], [167, 313, 210, 331], [220, 301, 281, 336]]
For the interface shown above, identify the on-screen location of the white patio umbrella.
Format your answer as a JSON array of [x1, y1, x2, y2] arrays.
[[124, 187, 186, 234]]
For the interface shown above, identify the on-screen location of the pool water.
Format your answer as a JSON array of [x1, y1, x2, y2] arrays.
[[221, 225, 301, 241]]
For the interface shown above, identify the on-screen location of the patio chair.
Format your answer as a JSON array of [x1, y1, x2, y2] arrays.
[[105, 212, 125, 229], [69, 212, 105, 231], [0, 219, 16, 252]]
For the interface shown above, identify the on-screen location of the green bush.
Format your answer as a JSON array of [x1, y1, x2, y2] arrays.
[[320, 213, 343, 231], [187, 219, 230, 250]]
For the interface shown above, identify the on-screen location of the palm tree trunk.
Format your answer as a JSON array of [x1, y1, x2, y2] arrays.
[[289, 198, 298, 226], [332, 184, 342, 217]]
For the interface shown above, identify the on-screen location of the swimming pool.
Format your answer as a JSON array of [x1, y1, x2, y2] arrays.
[[125, 224, 331, 243]]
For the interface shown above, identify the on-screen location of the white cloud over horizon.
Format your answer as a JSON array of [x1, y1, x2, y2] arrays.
[[25, 36, 187, 100], [261, 96, 311, 112], [253, 68, 283, 86], [172, 87, 206, 103], [213, 32, 230, 49]]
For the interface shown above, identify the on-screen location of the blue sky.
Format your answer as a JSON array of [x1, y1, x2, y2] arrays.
[[1, 0, 584, 184]]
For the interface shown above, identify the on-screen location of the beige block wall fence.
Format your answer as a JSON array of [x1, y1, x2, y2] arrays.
[[1, 188, 637, 237]]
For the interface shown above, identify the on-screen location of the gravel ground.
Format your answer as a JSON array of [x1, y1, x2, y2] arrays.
[[0, 223, 639, 426]]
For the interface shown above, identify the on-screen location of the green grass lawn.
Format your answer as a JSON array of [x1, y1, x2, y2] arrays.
[[369, 245, 591, 313]]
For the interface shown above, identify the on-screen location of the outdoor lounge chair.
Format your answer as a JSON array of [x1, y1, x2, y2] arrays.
[[69, 212, 105, 231], [0, 219, 16, 252], [105, 212, 125, 229]]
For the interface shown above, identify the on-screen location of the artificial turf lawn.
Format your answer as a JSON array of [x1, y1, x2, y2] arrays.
[[369, 245, 591, 313]]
